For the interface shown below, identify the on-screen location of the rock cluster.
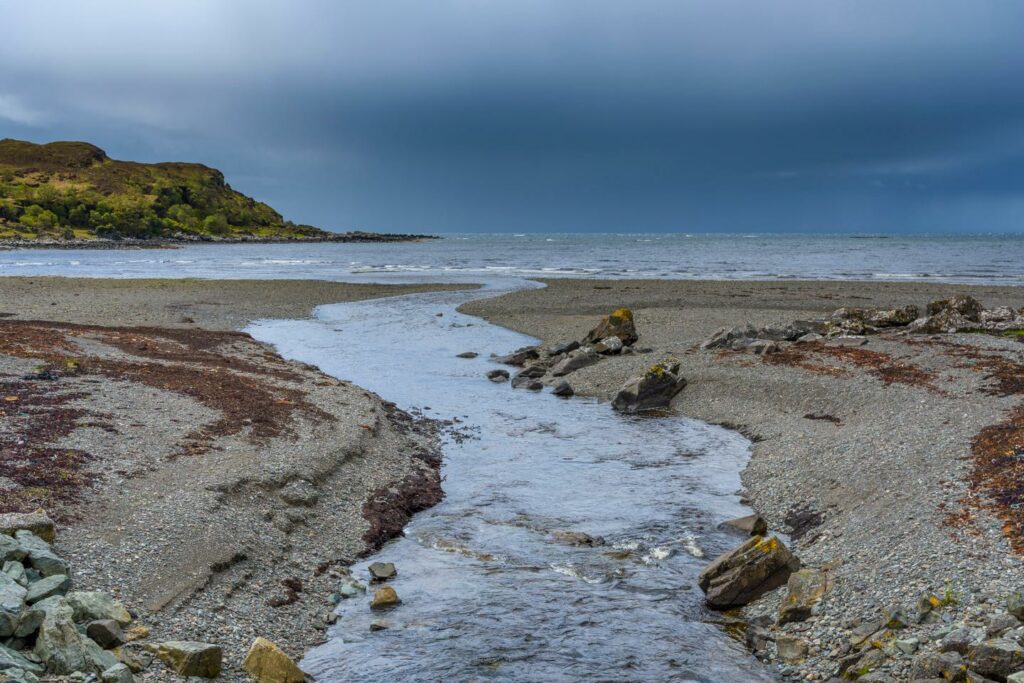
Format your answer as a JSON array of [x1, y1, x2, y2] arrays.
[[0, 512, 240, 682], [488, 308, 685, 412], [700, 295, 1024, 353]]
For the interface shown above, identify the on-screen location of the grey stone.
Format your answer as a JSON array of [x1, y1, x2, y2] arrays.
[[551, 381, 574, 398], [455, 351, 478, 358], [86, 620, 125, 649], [0, 536, 26, 564], [0, 572, 27, 637], [100, 663, 134, 683], [154, 641, 222, 678], [593, 336, 623, 354], [0, 513, 55, 544], [967, 639, 1024, 680], [583, 309, 638, 346], [776, 634, 808, 663], [1008, 592, 1024, 621], [895, 638, 920, 654], [34, 610, 117, 675], [337, 578, 366, 598], [24, 574, 69, 604], [550, 349, 600, 377], [493, 345, 540, 366], [941, 627, 982, 655], [0, 642, 44, 675], [279, 480, 318, 507], [14, 608, 44, 638], [3, 561, 27, 587], [367, 562, 397, 582], [795, 333, 823, 344], [485, 368, 510, 382], [548, 340, 580, 356], [721, 514, 767, 536], [611, 360, 687, 413], [65, 592, 132, 626], [909, 651, 964, 680], [988, 613, 1021, 637], [13, 532, 67, 578]]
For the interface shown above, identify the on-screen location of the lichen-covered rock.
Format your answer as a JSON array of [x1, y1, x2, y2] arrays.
[[927, 295, 984, 321], [370, 586, 400, 610], [0, 512, 56, 545], [697, 535, 801, 609], [243, 637, 305, 683], [154, 641, 222, 678], [778, 568, 828, 624], [868, 305, 920, 327], [584, 308, 638, 346], [611, 360, 686, 413], [966, 639, 1024, 680], [65, 591, 132, 626]]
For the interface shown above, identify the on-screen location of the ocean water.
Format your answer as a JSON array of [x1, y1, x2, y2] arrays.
[[1, 233, 1023, 284]]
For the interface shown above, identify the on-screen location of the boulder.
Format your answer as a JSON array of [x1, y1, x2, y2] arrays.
[[101, 662, 134, 683], [0, 536, 26, 563], [868, 305, 920, 327], [700, 325, 759, 351], [34, 610, 117, 675], [611, 360, 687, 413], [584, 308, 638, 346], [928, 295, 984, 321], [370, 586, 400, 610], [24, 574, 69, 604], [907, 309, 976, 334], [778, 568, 828, 624], [967, 639, 1024, 680], [3, 561, 27, 586], [15, 608, 44, 638], [592, 336, 624, 355], [1007, 593, 1024, 621], [494, 346, 541, 366], [154, 641, 222, 678], [720, 514, 767, 536], [66, 591, 132, 626], [0, 512, 56, 544], [0, 573, 27, 637], [486, 369, 510, 383], [909, 651, 966, 680], [942, 627, 983, 655], [14, 532, 68, 577], [548, 340, 580, 356], [987, 614, 1021, 638], [550, 349, 600, 377], [697, 535, 801, 609], [456, 351, 478, 359], [0, 642, 44, 676], [87, 620, 125, 649], [243, 637, 305, 683], [367, 562, 396, 583], [111, 644, 153, 673], [981, 307, 1016, 324], [551, 381, 574, 398]]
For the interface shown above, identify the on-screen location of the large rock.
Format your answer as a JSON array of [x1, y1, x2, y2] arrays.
[[101, 662, 134, 683], [584, 308, 638, 346], [494, 346, 541, 367], [0, 572, 27, 637], [24, 574, 69, 604], [697, 535, 801, 609], [778, 568, 828, 624], [700, 324, 759, 351], [0, 642, 44, 676], [87, 619, 126, 649], [868, 305, 920, 327], [0, 536, 26, 563], [367, 562, 396, 583], [243, 637, 306, 683], [65, 591, 132, 626], [721, 514, 767, 536], [967, 639, 1024, 680], [550, 348, 600, 377], [486, 369, 510, 383], [14, 531, 68, 577], [611, 360, 687, 413], [928, 295, 984, 321], [35, 610, 117, 675], [155, 641, 222, 678], [0, 512, 55, 544], [592, 336, 624, 355], [370, 586, 400, 610]]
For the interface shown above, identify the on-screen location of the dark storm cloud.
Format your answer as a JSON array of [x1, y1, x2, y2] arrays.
[[2, 0, 1023, 232]]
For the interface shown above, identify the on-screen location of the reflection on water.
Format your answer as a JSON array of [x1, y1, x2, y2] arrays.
[[249, 281, 774, 682]]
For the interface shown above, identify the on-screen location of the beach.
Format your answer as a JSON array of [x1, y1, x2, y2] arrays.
[[464, 278, 1024, 680], [0, 277, 468, 680], [4, 274, 1024, 681]]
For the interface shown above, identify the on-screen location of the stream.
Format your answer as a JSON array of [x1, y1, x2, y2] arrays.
[[248, 280, 774, 682]]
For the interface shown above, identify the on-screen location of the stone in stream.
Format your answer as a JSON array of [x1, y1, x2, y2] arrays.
[[370, 586, 400, 610], [720, 514, 767, 536], [154, 641, 223, 678], [551, 381, 574, 398], [778, 568, 828, 624], [0, 511, 56, 544], [456, 351, 478, 359], [550, 531, 606, 547], [584, 308, 639, 346], [550, 348, 599, 377], [493, 345, 541, 366], [368, 562, 397, 582], [511, 364, 548, 388], [697, 535, 801, 609], [337, 577, 366, 598], [486, 368, 510, 383], [243, 637, 306, 683], [611, 360, 687, 413]]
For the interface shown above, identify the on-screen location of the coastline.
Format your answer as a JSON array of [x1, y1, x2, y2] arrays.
[[0, 277, 469, 681], [0, 233, 439, 251], [462, 278, 1024, 681]]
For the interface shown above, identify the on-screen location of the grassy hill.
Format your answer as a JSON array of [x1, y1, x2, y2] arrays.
[[0, 139, 329, 241]]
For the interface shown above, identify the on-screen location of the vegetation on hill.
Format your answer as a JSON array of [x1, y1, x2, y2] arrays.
[[0, 139, 328, 241]]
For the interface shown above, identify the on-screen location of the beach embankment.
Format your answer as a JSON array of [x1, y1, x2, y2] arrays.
[[0, 277, 468, 681], [462, 278, 1024, 682]]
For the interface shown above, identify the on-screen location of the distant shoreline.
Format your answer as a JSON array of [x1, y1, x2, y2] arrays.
[[0, 232, 439, 251]]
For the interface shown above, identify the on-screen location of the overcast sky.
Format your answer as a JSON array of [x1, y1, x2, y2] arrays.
[[2, 1, 1023, 233]]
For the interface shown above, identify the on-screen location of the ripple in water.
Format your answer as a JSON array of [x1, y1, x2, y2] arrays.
[[248, 282, 775, 682]]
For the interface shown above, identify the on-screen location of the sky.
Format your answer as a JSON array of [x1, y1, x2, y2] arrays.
[[1, 1, 1023, 234]]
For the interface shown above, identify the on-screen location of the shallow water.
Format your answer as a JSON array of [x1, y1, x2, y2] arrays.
[[249, 281, 775, 682]]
